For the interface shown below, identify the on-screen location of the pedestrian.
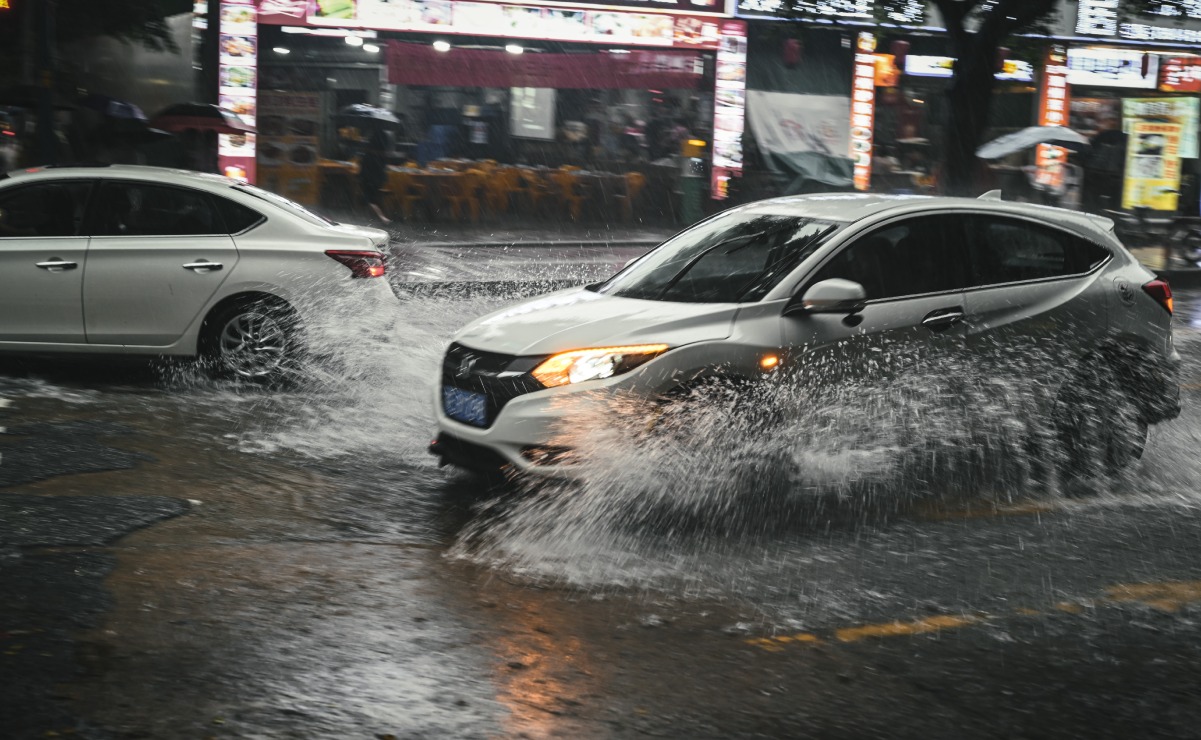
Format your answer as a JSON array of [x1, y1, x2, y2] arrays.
[[358, 128, 391, 224]]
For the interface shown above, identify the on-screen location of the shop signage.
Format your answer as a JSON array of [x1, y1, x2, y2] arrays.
[[259, 0, 726, 49], [711, 19, 746, 200], [903, 54, 1033, 82], [257, 92, 321, 205], [746, 91, 849, 162], [1123, 97, 1198, 159], [1065, 47, 1158, 89], [218, 0, 258, 183], [1161, 57, 1201, 93], [733, 0, 923, 24], [1122, 121, 1183, 211], [469, 0, 729, 17], [1076, 0, 1201, 43], [850, 31, 875, 191], [1036, 45, 1070, 192], [387, 42, 705, 87]]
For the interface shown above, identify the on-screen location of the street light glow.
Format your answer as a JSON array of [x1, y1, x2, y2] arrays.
[[505, 44, 524, 55], [273, 47, 290, 55], [433, 40, 451, 52], [345, 35, 364, 46]]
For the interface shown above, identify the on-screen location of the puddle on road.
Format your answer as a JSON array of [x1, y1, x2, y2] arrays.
[[4, 288, 1201, 628]]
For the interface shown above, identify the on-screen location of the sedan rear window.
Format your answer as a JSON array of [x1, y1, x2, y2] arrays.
[[596, 212, 840, 303], [234, 185, 336, 226]]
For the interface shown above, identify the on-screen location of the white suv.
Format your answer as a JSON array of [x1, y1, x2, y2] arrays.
[[432, 194, 1180, 476]]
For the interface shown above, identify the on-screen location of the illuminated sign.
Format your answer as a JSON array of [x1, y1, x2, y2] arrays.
[[710, 19, 746, 200], [903, 55, 1033, 81], [1123, 121, 1183, 211], [1076, 0, 1201, 42], [850, 31, 875, 191], [1160, 57, 1201, 92], [260, 0, 725, 49], [1123, 97, 1199, 159], [1036, 45, 1070, 192], [733, 0, 923, 24], [1066, 48, 1158, 89], [217, 0, 257, 183]]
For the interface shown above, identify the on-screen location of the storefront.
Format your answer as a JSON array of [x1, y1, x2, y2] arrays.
[[209, 0, 745, 217]]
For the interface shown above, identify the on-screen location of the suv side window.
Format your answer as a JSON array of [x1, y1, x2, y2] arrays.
[[969, 217, 1109, 286], [810, 215, 968, 300], [0, 181, 93, 237], [91, 182, 221, 237]]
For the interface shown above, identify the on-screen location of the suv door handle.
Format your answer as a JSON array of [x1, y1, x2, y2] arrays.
[[36, 259, 78, 271], [183, 261, 223, 272], [921, 307, 965, 331]]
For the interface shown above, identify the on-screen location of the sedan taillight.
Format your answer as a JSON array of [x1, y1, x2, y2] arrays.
[[326, 250, 386, 278]]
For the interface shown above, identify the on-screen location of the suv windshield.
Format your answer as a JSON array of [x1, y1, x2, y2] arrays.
[[595, 212, 840, 303], [234, 184, 337, 226]]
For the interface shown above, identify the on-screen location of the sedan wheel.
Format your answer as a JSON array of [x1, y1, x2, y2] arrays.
[[205, 301, 301, 381]]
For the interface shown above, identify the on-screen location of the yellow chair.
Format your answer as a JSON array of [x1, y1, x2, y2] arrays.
[[618, 172, 647, 222], [445, 170, 484, 222], [550, 170, 586, 221], [385, 171, 427, 221], [516, 170, 553, 216]]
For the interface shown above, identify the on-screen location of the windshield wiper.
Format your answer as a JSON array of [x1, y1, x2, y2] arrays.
[[729, 224, 839, 301], [654, 224, 795, 301]]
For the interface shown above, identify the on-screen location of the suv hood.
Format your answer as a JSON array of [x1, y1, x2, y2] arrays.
[[455, 287, 738, 357]]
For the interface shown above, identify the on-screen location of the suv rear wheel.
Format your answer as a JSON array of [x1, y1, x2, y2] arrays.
[[1055, 361, 1148, 479]]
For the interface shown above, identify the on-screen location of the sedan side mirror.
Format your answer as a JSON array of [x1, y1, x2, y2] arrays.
[[787, 278, 868, 315]]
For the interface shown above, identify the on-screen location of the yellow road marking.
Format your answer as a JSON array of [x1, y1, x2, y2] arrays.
[[835, 615, 981, 643], [748, 580, 1201, 652]]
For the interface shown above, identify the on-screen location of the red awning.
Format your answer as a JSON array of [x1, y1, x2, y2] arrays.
[[387, 42, 704, 90]]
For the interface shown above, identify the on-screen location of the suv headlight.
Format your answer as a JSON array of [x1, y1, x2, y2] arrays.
[[531, 344, 669, 388]]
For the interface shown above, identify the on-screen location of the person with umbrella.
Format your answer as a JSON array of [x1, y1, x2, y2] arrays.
[[358, 128, 391, 224]]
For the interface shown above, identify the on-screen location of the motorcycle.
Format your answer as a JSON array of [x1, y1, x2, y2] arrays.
[[1102, 204, 1201, 267]]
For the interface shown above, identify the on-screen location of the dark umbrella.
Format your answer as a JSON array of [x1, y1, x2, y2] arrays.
[[336, 103, 401, 129], [79, 94, 151, 136], [150, 103, 255, 135]]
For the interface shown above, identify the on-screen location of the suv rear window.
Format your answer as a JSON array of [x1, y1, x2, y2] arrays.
[[968, 217, 1109, 286]]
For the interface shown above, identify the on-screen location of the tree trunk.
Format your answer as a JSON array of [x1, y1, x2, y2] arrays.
[[942, 37, 998, 196]]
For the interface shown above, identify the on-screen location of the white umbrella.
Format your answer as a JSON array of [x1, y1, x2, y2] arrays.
[[976, 126, 1089, 160]]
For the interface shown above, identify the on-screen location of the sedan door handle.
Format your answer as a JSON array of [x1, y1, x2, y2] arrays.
[[921, 307, 965, 331], [183, 261, 223, 272], [36, 259, 78, 271]]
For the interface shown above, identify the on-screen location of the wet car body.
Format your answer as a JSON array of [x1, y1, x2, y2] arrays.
[[433, 194, 1180, 475], [0, 165, 392, 378]]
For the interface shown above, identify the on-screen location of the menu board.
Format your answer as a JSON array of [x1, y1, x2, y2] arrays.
[[1122, 121, 1183, 211], [257, 91, 322, 205], [710, 19, 746, 200], [1161, 57, 1201, 93], [849, 32, 875, 191], [258, 0, 724, 49], [218, 0, 257, 183]]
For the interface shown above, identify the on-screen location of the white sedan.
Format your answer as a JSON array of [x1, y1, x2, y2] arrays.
[[0, 165, 393, 379]]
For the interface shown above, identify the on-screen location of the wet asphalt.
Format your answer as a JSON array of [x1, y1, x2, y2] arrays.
[[3, 257, 1201, 739]]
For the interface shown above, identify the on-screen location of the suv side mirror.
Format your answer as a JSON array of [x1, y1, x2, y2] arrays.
[[787, 278, 868, 315]]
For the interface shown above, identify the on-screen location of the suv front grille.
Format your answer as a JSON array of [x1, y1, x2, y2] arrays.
[[441, 343, 544, 428]]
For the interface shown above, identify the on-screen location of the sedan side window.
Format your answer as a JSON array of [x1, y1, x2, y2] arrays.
[[91, 182, 220, 237], [0, 182, 92, 238], [810, 216, 968, 300], [968, 217, 1109, 286]]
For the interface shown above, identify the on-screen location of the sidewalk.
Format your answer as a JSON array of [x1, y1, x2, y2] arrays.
[[1127, 246, 1201, 289]]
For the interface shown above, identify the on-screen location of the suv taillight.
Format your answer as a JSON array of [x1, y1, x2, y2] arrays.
[[326, 250, 386, 278], [1143, 279, 1173, 315]]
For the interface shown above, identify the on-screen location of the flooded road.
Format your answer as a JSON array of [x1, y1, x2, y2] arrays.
[[3, 268, 1201, 738]]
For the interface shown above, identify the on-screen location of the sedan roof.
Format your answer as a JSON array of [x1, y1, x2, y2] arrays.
[[2, 164, 239, 189]]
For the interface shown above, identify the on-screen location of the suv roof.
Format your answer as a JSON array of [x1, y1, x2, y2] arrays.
[[735, 193, 1115, 240]]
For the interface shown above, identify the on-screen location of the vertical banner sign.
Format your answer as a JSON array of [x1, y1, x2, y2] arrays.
[[217, 0, 258, 183], [1036, 45, 1070, 192], [1122, 122, 1183, 211], [850, 32, 876, 191], [257, 92, 322, 206], [711, 20, 747, 200]]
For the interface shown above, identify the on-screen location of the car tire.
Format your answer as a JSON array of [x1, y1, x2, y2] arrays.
[[1054, 361, 1148, 480], [201, 297, 304, 383]]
